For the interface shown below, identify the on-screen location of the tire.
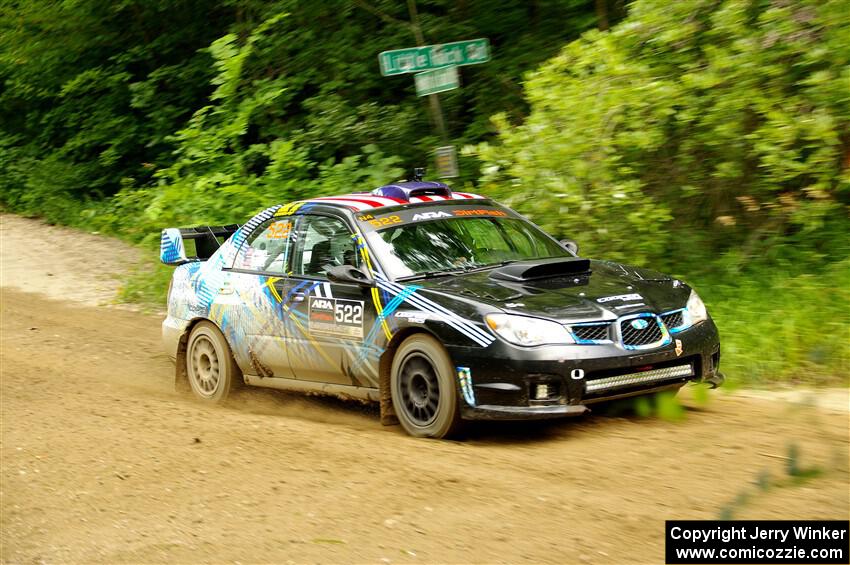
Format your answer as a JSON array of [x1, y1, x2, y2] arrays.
[[185, 321, 240, 404], [390, 334, 462, 439]]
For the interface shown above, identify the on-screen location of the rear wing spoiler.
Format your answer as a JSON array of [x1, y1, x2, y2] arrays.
[[160, 224, 241, 265]]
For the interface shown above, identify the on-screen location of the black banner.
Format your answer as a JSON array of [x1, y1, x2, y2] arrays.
[[666, 520, 849, 564]]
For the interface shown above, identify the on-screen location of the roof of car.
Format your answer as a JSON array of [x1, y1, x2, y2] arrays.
[[299, 181, 487, 213]]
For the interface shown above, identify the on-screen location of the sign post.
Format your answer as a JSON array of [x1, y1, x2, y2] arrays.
[[378, 35, 490, 173]]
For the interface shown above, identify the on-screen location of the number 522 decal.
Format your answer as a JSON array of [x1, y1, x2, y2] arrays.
[[308, 297, 365, 339]]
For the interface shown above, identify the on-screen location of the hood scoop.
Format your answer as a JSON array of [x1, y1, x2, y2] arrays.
[[489, 257, 591, 282]]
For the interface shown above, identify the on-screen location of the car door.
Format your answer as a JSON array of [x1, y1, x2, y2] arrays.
[[226, 215, 297, 379], [282, 213, 379, 387]]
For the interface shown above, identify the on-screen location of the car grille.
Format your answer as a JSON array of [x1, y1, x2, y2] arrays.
[[619, 317, 664, 348], [571, 323, 611, 343], [661, 310, 685, 331], [568, 311, 683, 349]]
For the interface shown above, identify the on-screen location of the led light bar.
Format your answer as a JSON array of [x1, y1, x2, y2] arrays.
[[584, 364, 694, 393]]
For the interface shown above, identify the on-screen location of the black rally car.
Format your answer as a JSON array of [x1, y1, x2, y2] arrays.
[[161, 179, 722, 438]]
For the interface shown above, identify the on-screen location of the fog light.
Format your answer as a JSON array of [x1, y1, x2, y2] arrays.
[[534, 383, 550, 400]]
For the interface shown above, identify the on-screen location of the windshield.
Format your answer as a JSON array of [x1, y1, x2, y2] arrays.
[[366, 216, 569, 280]]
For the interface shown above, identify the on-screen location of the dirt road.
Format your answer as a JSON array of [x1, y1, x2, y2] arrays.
[[1, 215, 848, 564]]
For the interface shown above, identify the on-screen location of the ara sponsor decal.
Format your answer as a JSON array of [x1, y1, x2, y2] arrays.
[[411, 211, 453, 221], [597, 293, 643, 303], [675, 339, 683, 357], [308, 296, 365, 339]]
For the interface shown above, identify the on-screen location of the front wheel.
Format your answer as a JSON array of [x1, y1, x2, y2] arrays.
[[390, 334, 462, 438], [185, 321, 240, 403]]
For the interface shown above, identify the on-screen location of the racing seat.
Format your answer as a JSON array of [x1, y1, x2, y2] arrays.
[[306, 240, 334, 276]]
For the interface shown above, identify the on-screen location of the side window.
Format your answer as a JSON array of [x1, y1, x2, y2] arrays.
[[232, 217, 295, 274], [292, 215, 359, 278]]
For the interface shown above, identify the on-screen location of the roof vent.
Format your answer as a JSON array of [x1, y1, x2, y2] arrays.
[[372, 181, 452, 201]]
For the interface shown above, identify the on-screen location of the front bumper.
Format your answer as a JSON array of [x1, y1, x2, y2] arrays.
[[449, 318, 721, 421]]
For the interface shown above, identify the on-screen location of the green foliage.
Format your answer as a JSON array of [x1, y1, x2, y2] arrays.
[[216, 0, 598, 173], [475, 0, 850, 267], [119, 257, 175, 308], [698, 259, 850, 386], [0, 0, 233, 212], [1, 0, 602, 223], [2, 0, 605, 239], [109, 14, 405, 235]]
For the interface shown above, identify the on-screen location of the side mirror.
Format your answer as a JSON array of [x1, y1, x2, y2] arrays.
[[560, 239, 579, 255], [324, 264, 375, 287]]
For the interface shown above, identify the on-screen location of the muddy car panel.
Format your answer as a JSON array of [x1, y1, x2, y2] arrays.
[[161, 184, 722, 422]]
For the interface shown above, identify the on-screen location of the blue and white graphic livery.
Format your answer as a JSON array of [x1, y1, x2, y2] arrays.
[[162, 178, 722, 438]]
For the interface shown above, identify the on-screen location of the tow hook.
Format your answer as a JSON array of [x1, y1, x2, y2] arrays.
[[702, 372, 725, 389]]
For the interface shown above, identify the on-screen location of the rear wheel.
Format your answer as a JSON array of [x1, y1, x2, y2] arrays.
[[391, 334, 462, 438], [186, 321, 239, 403]]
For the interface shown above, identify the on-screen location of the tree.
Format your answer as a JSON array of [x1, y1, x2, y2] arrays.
[[475, 0, 850, 268]]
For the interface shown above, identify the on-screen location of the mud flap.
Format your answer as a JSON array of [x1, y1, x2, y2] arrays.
[[173, 331, 192, 393], [380, 385, 399, 426], [378, 351, 399, 426]]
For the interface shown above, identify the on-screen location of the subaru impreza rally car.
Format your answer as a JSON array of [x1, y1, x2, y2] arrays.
[[161, 179, 722, 438]]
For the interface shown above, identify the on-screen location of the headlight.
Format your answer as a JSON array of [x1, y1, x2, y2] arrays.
[[484, 313, 575, 346], [686, 290, 708, 324]]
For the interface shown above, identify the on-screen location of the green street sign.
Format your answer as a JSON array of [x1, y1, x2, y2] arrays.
[[415, 66, 459, 97], [379, 38, 490, 76], [379, 46, 426, 76], [429, 38, 490, 68]]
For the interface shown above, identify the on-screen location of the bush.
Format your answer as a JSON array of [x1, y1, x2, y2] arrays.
[[473, 0, 850, 268], [698, 259, 850, 386]]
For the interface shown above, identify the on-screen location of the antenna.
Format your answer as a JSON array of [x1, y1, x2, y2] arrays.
[[411, 167, 426, 182]]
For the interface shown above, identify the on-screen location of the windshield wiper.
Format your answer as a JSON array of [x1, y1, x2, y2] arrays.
[[396, 268, 470, 282], [396, 260, 520, 282], [458, 259, 520, 273]]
